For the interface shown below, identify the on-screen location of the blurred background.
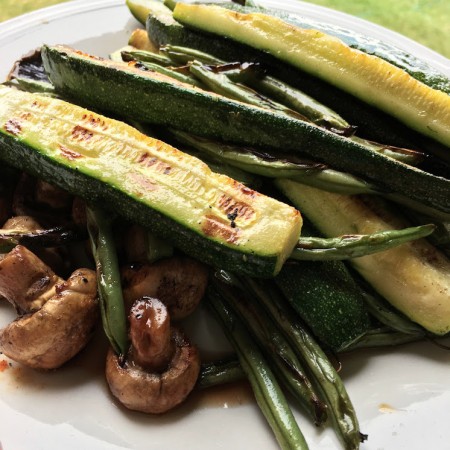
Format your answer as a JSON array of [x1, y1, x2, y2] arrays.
[[1, 0, 449, 58]]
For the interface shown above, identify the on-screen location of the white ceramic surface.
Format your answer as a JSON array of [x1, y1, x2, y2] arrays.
[[0, 1, 449, 449]]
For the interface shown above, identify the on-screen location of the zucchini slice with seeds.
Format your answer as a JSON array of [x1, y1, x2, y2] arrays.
[[0, 85, 302, 277]]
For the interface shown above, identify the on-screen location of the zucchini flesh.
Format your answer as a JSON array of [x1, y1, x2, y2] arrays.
[[276, 179, 450, 335], [0, 85, 302, 277], [173, 4, 450, 149], [41, 45, 450, 216]]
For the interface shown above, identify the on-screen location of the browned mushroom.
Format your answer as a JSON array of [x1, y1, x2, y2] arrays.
[[0, 245, 98, 369], [121, 256, 209, 320], [0, 244, 63, 313], [105, 297, 200, 414]]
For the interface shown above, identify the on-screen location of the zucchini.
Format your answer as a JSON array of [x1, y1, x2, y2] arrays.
[[173, 3, 450, 146], [187, 1, 450, 95], [173, 4, 450, 148], [274, 222, 371, 351], [126, 0, 167, 26], [275, 179, 450, 335], [41, 45, 450, 217], [146, 2, 444, 155], [0, 85, 302, 277]]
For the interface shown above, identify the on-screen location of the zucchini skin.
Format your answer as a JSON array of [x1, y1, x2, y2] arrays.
[[275, 260, 371, 352], [42, 45, 450, 216], [0, 87, 301, 278], [146, 7, 435, 151]]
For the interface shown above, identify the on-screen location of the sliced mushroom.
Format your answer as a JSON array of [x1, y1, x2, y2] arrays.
[[121, 257, 209, 320], [0, 267, 98, 370], [106, 297, 200, 414]]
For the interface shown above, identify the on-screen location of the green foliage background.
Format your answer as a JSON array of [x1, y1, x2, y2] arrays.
[[1, 0, 449, 58]]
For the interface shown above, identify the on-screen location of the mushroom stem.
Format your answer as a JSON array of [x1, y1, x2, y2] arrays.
[[129, 297, 174, 372]]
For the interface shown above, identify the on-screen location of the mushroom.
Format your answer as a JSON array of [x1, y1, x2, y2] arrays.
[[121, 256, 209, 320], [105, 297, 200, 414], [0, 245, 98, 369], [0, 244, 63, 313]]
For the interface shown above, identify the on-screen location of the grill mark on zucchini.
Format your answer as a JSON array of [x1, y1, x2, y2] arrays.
[[42, 44, 450, 217], [0, 85, 302, 277]]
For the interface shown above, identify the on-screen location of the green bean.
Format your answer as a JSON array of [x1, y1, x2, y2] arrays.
[[4, 78, 56, 95], [228, 69, 354, 134], [160, 44, 222, 65], [169, 129, 377, 195], [130, 58, 204, 87], [121, 49, 173, 66], [207, 285, 310, 450], [198, 357, 245, 389], [358, 284, 426, 336], [238, 276, 365, 450], [291, 224, 435, 261], [86, 206, 128, 356], [212, 274, 328, 425], [344, 327, 425, 351], [189, 60, 312, 122], [349, 136, 425, 166]]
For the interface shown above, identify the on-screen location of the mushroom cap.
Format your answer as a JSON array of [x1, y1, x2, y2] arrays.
[[0, 268, 98, 369], [105, 326, 200, 414], [122, 257, 209, 320]]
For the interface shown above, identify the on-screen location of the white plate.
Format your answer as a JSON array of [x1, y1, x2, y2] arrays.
[[0, 1, 449, 450]]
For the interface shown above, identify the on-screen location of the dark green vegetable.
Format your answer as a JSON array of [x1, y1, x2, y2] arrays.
[[86, 206, 128, 356], [292, 224, 435, 261], [41, 45, 450, 216], [121, 48, 173, 66], [169, 129, 376, 195], [207, 284, 310, 450], [358, 284, 426, 336], [275, 179, 450, 335], [275, 260, 371, 351], [212, 274, 328, 425], [344, 327, 425, 351], [238, 276, 365, 449], [188, 60, 312, 123], [198, 357, 245, 389]]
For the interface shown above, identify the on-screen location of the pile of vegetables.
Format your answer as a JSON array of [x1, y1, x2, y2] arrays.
[[0, 0, 449, 448]]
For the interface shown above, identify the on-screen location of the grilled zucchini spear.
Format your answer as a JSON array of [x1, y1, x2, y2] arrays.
[[0, 85, 301, 277]]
